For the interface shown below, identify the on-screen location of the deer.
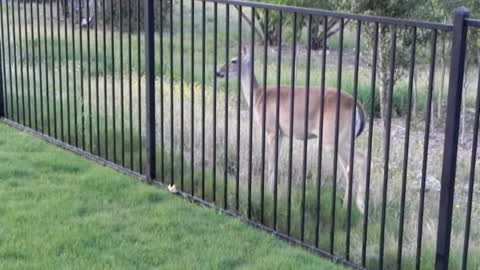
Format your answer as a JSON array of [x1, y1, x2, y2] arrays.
[[216, 46, 367, 215]]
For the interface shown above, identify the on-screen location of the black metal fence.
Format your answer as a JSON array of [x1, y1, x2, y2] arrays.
[[0, 0, 479, 269]]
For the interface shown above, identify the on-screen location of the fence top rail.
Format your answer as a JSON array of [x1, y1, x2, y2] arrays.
[[198, 0, 453, 31], [466, 18, 480, 28]]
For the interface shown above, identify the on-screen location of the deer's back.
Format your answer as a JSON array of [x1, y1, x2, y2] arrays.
[[255, 86, 361, 141]]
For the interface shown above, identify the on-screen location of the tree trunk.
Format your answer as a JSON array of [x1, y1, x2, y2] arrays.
[[461, 56, 470, 144], [378, 45, 391, 137], [311, 18, 341, 50], [438, 37, 447, 126], [413, 66, 418, 125], [60, 0, 69, 18], [294, 45, 298, 84], [234, 6, 265, 42]]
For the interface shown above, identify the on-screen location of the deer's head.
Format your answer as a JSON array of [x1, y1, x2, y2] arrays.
[[216, 45, 252, 79]]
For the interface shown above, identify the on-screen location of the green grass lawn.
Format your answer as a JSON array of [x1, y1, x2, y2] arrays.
[[0, 122, 344, 270]]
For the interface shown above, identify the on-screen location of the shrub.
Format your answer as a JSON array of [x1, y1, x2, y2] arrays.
[[62, 0, 171, 32], [100, 0, 171, 32]]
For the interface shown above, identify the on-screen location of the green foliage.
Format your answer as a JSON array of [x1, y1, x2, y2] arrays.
[[346, 0, 421, 18], [252, 0, 344, 48], [68, 0, 171, 32]]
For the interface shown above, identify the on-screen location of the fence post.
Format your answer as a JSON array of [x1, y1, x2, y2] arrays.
[[0, 48, 4, 118], [435, 7, 469, 270], [144, 0, 156, 182]]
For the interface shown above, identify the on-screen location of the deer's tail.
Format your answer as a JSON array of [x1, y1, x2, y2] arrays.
[[355, 103, 366, 138]]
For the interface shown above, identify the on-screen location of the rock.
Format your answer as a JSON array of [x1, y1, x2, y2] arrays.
[[412, 173, 441, 192]]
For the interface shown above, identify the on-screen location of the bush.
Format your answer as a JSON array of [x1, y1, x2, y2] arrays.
[[252, 0, 341, 49], [64, 0, 171, 32], [100, 0, 171, 32]]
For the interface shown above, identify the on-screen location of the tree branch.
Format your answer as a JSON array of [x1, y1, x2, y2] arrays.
[[233, 5, 265, 42]]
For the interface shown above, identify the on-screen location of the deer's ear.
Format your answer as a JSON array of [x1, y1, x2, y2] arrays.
[[241, 45, 249, 55]]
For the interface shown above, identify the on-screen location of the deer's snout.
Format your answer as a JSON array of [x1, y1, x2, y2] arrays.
[[216, 70, 225, 78]]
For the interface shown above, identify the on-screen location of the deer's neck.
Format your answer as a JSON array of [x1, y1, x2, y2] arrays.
[[240, 61, 259, 107]]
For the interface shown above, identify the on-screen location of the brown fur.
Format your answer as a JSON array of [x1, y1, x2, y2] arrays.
[[254, 86, 365, 144], [216, 48, 368, 214]]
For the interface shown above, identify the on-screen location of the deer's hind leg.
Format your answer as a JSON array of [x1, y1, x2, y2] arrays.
[[266, 131, 282, 193], [338, 144, 353, 210], [354, 149, 367, 215], [338, 142, 368, 215]]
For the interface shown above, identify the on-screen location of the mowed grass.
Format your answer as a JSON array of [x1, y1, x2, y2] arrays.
[[0, 123, 345, 270]]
